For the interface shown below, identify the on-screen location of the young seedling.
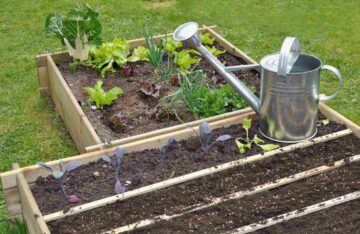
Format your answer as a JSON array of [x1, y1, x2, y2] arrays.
[[235, 118, 279, 153], [156, 137, 175, 178], [157, 137, 175, 165], [37, 161, 82, 204], [102, 147, 126, 194], [144, 26, 163, 71], [199, 121, 232, 153]]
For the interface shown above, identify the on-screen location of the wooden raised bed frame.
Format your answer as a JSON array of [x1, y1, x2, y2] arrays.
[[36, 25, 257, 154], [1, 103, 360, 233]]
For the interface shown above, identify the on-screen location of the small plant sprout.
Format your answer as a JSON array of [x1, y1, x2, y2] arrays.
[[102, 147, 126, 194], [235, 118, 279, 153], [199, 121, 232, 152], [157, 137, 175, 165], [144, 26, 163, 71], [37, 161, 82, 204], [322, 119, 330, 126]]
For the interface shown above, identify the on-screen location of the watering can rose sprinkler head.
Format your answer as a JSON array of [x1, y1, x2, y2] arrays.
[[173, 22, 343, 143]]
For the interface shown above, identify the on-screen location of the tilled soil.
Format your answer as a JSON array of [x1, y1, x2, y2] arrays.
[[46, 134, 360, 233], [32, 117, 345, 214], [56, 48, 260, 142], [133, 162, 360, 234], [255, 199, 360, 234]]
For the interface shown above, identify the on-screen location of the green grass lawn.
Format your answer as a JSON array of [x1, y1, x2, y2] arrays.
[[1, 0, 359, 231]]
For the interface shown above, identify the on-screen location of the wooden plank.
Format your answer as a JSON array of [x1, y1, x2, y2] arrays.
[[17, 172, 50, 234], [47, 55, 102, 153], [231, 190, 360, 234], [4, 164, 22, 219], [104, 154, 360, 233], [127, 25, 217, 48], [85, 107, 253, 152], [319, 102, 360, 137], [202, 25, 258, 65], [43, 129, 352, 222]]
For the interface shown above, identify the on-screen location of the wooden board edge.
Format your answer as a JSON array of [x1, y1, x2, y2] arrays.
[[85, 107, 253, 152], [17, 171, 50, 234], [319, 102, 360, 137], [202, 25, 258, 65], [2, 164, 22, 219], [47, 55, 97, 153]]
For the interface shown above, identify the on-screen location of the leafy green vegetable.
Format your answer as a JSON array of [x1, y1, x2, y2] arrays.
[[322, 119, 330, 125], [205, 45, 226, 56], [128, 46, 150, 62], [45, 4, 102, 61], [144, 27, 163, 70], [235, 118, 279, 154], [88, 38, 130, 77], [159, 71, 248, 119], [84, 80, 123, 108], [200, 32, 215, 45], [162, 36, 183, 53], [174, 50, 200, 71]]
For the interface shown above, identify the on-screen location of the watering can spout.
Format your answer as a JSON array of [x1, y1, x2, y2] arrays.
[[173, 22, 261, 115]]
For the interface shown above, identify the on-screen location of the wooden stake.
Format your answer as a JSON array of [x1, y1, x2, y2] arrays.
[[230, 190, 360, 234], [43, 129, 352, 222], [101, 154, 360, 233]]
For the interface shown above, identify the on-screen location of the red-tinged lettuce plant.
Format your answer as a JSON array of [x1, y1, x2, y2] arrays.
[[199, 121, 232, 153], [235, 118, 279, 153], [37, 161, 82, 204], [45, 4, 102, 61], [84, 80, 123, 109], [102, 148, 126, 194]]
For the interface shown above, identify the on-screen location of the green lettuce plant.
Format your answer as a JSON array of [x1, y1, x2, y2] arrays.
[[235, 118, 279, 153], [205, 45, 226, 56], [84, 80, 123, 108], [162, 36, 183, 53], [200, 32, 215, 45], [128, 46, 150, 62], [174, 50, 200, 72], [88, 38, 130, 77], [45, 4, 102, 61]]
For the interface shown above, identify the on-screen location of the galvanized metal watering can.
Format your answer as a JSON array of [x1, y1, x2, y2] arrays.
[[173, 22, 343, 143]]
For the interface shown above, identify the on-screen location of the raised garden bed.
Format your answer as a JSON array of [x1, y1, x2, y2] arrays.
[[36, 25, 258, 153], [1, 103, 360, 234]]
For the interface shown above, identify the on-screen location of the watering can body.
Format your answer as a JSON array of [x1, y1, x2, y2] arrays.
[[173, 22, 343, 143]]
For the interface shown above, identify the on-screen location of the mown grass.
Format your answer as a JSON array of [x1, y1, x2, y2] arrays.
[[1, 0, 359, 232]]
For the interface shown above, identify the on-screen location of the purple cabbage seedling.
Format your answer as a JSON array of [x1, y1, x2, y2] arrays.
[[102, 147, 126, 194], [158, 137, 175, 165], [156, 137, 175, 177], [37, 161, 82, 204], [199, 121, 232, 152]]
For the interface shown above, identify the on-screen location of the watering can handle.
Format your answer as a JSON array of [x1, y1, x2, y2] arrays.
[[318, 65, 343, 101], [277, 37, 301, 76]]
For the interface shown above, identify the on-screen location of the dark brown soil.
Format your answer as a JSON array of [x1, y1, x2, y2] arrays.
[[133, 161, 360, 234], [55, 48, 260, 142], [32, 117, 345, 215], [45, 134, 360, 232], [255, 199, 360, 234]]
